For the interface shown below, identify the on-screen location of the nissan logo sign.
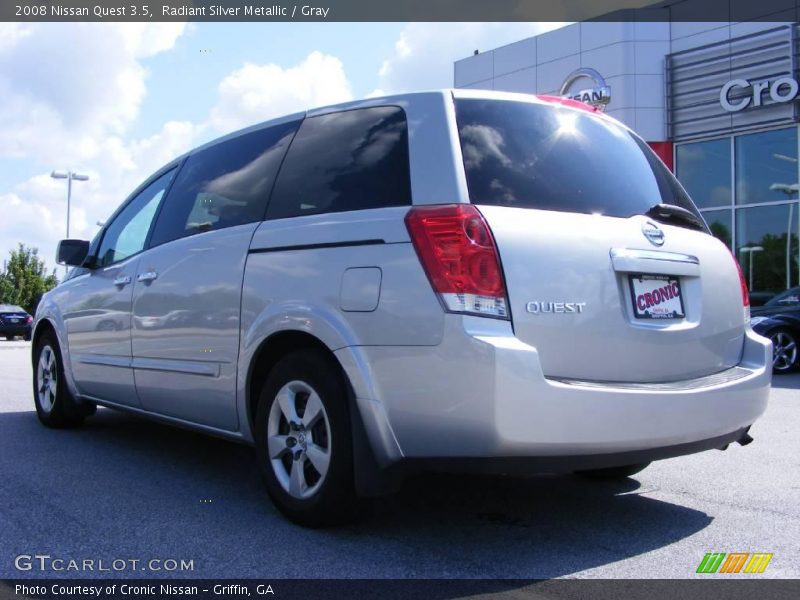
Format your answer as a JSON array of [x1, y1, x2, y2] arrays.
[[560, 67, 611, 111], [720, 77, 800, 112], [642, 221, 665, 247]]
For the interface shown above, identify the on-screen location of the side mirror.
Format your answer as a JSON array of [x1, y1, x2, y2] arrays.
[[56, 239, 90, 267]]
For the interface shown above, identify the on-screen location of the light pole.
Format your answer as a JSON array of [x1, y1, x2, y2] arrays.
[[50, 170, 89, 239], [739, 246, 764, 291]]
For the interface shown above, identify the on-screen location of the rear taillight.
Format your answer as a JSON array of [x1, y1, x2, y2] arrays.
[[405, 204, 508, 319], [25, 315, 33, 324], [730, 250, 750, 321]]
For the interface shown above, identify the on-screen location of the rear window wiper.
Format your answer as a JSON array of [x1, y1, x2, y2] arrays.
[[644, 203, 707, 232]]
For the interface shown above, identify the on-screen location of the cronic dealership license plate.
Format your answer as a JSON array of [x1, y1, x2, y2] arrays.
[[629, 274, 685, 319]]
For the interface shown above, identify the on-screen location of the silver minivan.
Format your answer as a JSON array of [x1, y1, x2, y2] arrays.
[[33, 90, 772, 526]]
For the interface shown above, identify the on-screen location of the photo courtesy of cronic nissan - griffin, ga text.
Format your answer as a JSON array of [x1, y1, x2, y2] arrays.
[[32, 90, 772, 526]]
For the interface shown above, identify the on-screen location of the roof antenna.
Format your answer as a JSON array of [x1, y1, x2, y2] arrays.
[[473, 50, 479, 55]]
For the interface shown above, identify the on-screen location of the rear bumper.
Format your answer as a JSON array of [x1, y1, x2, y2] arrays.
[[0, 324, 31, 337], [337, 317, 771, 467]]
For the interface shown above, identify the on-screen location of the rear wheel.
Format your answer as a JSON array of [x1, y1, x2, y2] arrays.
[[576, 462, 650, 480], [254, 349, 357, 527], [32, 332, 87, 428], [769, 328, 798, 374], [5, 335, 13, 341]]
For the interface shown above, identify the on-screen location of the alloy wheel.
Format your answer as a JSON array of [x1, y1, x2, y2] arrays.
[[266, 380, 331, 500], [36, 344, 58, 413], [772, 331, 798, 372]]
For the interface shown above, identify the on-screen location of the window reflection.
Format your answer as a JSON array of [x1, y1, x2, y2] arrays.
[[675, 138, 731, 209], [735, 127, 798, 205], [736, 204, 799, 296], [702, 209, 732, 248]]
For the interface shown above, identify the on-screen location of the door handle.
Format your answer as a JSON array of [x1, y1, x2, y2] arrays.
[[137, 271, 159, 283], [113, 275, 131, 286]]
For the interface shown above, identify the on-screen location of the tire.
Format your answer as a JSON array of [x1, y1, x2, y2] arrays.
[[254, 349, 357, 527], [32, 332, 87, 428], [576, 462, 650, 480], [23, 332, 32, 342], [5, 335, 13, 341], [769, 328, 798, 374]]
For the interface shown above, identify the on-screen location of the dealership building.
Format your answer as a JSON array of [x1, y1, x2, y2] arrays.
[[454, 21, 800, 300]]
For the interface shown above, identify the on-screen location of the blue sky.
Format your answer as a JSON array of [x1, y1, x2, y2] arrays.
[[0, 22, 562, 272]]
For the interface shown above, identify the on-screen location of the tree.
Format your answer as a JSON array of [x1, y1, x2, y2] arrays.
[[0, 244, 59, 315]]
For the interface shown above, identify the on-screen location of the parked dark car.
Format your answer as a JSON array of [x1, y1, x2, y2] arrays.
[[751, 287, 800, 374], [0, 304, 33, 341]]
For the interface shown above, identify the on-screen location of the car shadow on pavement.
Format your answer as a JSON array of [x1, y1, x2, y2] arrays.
[[770, 373, 800, 390], [0, 407, 713, 581]]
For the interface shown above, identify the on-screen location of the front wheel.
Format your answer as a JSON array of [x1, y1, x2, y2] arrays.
[[32, 333, 87, 428], [254, 349, 357, 527], [769, 328, 798, 374], [576, 462, 651, 480]]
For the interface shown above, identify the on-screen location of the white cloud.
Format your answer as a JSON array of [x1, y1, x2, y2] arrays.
[[2, 22, 563, 275], [0, 41, 355, 272], [0, 23, 189, 271], [375, 23, 566, 94], [209, 51, 353, 134], [0, 23, 185, 164]]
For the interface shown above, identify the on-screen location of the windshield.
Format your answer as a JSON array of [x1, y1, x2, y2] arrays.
[[455, 98, 703, 221]]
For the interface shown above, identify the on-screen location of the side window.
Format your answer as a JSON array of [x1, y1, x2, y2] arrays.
[[96, 170, 175, 268], [266, 106, 412, 220], [149, 120, 300, 247]]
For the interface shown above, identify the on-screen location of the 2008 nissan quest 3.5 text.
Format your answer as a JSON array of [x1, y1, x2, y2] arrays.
[[32, 90, 772, 526]]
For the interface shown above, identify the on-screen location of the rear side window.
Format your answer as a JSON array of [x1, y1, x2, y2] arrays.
[[266, 106, 411, 220], [149, 120, 300, 247], [454, 99, 699, 219]]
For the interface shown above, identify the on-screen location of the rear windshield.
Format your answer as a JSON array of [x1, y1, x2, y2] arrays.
[[454, 98, 700, 219], [0, 305, 25, 313]]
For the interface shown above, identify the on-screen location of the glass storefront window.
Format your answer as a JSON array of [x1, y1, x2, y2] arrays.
[[701, 208, 732, 249], [735, 203, 800, 299], [735, 127, 798, 205], [676, 138, 731, 209]]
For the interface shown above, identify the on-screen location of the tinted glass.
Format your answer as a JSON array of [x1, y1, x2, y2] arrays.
[[150, 120, 299, 247], [96, 170, 175, 268], [267, 107, 411, 219], [675, 138, 731, 209], [455, 99, 700, 219], [735, 127, 798, 205]]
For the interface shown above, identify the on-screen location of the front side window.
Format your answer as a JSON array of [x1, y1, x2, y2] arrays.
[[266, 106, 412, 219], [454, 98, 701, 220], [149, 120, 300, 247], [96, 170, 175, 268]]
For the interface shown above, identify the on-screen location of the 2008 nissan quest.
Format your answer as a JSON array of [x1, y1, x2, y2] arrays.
[[33, 90, 772, 526]]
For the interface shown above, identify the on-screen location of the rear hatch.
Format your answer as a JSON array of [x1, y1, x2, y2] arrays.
[[453, 96, 747, 383]]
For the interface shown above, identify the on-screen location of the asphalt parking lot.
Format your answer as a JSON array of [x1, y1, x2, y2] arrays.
[[0, 339, 798, 580]]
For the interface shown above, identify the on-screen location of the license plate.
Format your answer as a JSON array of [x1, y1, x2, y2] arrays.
[[9, 318, 19, 323], [628, 274, 685, 320]]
